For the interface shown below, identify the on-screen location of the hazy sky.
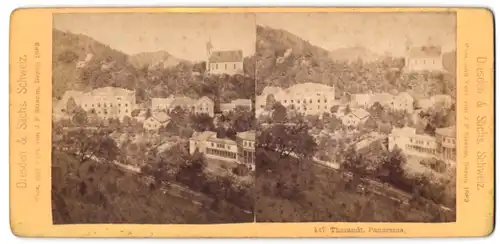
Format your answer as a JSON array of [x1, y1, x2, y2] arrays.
[[256, 12, 456, 56], [54, 13, 256, 61]]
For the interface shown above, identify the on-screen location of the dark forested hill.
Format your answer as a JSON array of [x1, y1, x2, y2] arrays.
[[52, 29, 140, 99]]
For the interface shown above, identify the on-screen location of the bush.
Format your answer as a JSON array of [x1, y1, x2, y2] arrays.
[[232, 164, 250, 177]]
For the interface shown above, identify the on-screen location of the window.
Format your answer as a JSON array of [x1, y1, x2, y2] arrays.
[[318, 100, 321, 103], [98, 103, 101, 107], [225, 64, 227, 70], [84, 104, 87, 107], [234, 64, 236, 69], [325, 99, 327, 103], [216, 64, 218, 69], [291, 100, 294, 103], [125, 104, 128, 107], [110, 104, 113, 107], [211, 143, 214, 147], [92, 104, 94, 107], [118, 103, 121, 107], [284, 100, 287, 103], [104, 104, 107, 108], [318, 105, 320, 109], [297, 100, 300, 104], [125, 109, 128, 113]]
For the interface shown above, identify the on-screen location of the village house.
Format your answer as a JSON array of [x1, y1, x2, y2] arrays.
[[337, 108, 371, 128], [351, 92, 413, 113], [405, 45, 444, 72], [206, 40, 243, 75], [255, 83, 336, 117], [435, 126, 456, 162], [388, 126, 438, 159], [235, 131, 256, 170], [143, 111, 171, 132], [189, 130, 256, 169], [416, 94, 454, 111], [220, 98, 252, 113], [152, 95, 215, 117]]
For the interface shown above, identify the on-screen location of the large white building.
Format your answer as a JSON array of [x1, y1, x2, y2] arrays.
[[388, 125, 456, 163], [388, 126, 438, 158], [189, 130, 256, 170], [54, 87, 136, 121], [256, 83, 336, 116], [206, 40, 244, 75]]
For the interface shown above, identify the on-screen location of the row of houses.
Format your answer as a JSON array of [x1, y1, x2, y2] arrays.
[[189, 130, 256, 170], [54, 86, 252, 123]]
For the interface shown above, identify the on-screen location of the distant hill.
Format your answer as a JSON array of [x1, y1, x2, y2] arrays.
[[129, 51, 185, 70], [52, 29, 140, 99], [329, 46, 382, 63]]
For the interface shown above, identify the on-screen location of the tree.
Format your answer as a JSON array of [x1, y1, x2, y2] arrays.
[[327, 116, 342, 131], [145, 108, 152, 119], [215, 125, 227, 138], [72, 107, 88, 126], [377, 146, 407, 188], [265, 94, 276, 111], [271, 102, 287, 123], [189, 113, 215, 132], [330, 105, 340, 114], [66, 97, 77, 114], [257, 122, 317, 170], [344, 104, 352, 115], [60, 129, 120, 178]]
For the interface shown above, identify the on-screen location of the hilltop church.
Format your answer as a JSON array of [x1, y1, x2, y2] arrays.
[[404, 39, 445, 73], [205, 39, 244, 75]]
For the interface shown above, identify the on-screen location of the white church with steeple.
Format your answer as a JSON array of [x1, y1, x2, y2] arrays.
[[205, 38, 244, 75]]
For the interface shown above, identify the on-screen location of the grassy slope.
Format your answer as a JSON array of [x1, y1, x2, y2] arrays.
[[255, 151, 444, 222], [52, 151, 249, 224]]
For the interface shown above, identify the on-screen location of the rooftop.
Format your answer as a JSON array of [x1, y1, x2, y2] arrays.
[[408, 46, 442, 58], [207, 136, 237, 145], [209, 50, 243, 63], [236, 130, 256, 141], [151, 111, 171, 123], [191, 131, 217, 141], [435, 126, 456, 138], [90, 87, 135, 97]]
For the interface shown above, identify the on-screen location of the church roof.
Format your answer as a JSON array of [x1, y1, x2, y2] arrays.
[[209, 50, 243, 63], [408, 46, 442, 58]]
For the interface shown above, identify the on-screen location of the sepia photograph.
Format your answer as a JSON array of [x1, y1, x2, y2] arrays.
[[51, 12, 256, 224], [254, 12, 457, 223]]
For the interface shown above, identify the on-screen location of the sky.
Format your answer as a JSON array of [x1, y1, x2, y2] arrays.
[[256, 12, 456, 56], [54, 13, 256, 61]]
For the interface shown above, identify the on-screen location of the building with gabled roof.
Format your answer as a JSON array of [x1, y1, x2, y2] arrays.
[[405, 45, 444, 72], [206, 40, 243, 75], [143, 111, 171, 132]]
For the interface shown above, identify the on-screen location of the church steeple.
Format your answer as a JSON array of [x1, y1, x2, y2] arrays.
[[206, 36, 213, 58]]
